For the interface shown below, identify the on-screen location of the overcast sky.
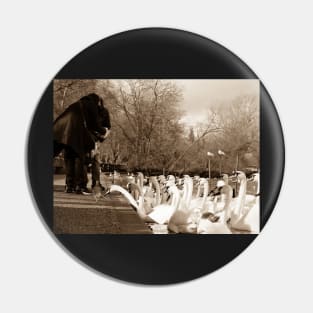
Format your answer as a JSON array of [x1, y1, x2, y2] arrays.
[[176, 79, 259, 126]]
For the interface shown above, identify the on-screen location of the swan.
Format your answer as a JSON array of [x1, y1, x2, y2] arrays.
[[245, 172, 260, 204], [167, 176, 197, 233], [180, 176, 189, 206], [197, 215, 232, 234], [196, 172, 259, 233], [168, 177, 209, 233], [176, 175, 192, 211], [158, 175, 170, 204], [196, 178, 233, 234], [188, 178, 209, 212], [211, 177, 233, 223], [147, 180, 181, 224], [180, 175, 201, 210], [171, 175, 233, 234], [106, 184, 142, 212], [193, 175, 201, 198], [168, 176, 218, 234], [167, 175, 176, 185], [106, 177, 181, 225], [168, 210, 198, 233], [168, 189, 232, 234], [139, 176, 161, 214], [105, 172, 259, 234], [232, 196, 259, 233], [187, 177, 223, 217], [185, 176, 193, 209], [229, 171, 260, 233], [150, 176, 161, 206], [137, 172, 145, 193], [105, 182, 155, 221]]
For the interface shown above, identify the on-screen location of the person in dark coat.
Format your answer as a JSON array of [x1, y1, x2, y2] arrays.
[[82, 104, 111, 191], [53, 93, 108, 193]]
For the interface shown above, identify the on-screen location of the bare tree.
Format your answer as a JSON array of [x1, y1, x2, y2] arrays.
[[167, 112, 220, 171], [107, 79, 183, 171], [210, 94, 259, 172]]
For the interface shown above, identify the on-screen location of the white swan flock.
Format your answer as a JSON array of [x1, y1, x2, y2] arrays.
[[103, 171, 260, 234]]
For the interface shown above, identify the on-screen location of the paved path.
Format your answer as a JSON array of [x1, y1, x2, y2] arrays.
[[54, 175, 152, 234]]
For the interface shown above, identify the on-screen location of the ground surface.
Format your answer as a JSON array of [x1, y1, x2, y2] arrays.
[[54, 174, 152, 234]]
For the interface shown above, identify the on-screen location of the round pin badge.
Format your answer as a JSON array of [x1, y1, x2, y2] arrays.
[[27, 28, 284, 284]]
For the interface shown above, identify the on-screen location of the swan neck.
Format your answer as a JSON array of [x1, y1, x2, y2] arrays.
[[201, 181, 209, 209], [235, 176, 247, 216]]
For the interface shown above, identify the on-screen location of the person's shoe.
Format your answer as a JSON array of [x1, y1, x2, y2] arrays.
[[81, 187, 92, 195], [75, 187, 83, 194], [65, 186, 74, 193]]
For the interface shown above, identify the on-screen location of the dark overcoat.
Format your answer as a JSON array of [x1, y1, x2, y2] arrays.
[[53, 94, 107, 157]]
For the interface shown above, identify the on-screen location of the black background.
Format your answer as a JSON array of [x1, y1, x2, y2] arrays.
[[27, 28, 284, 284]]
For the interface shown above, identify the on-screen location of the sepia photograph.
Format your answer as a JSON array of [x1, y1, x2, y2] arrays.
[[53, 79, 260, 234]]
